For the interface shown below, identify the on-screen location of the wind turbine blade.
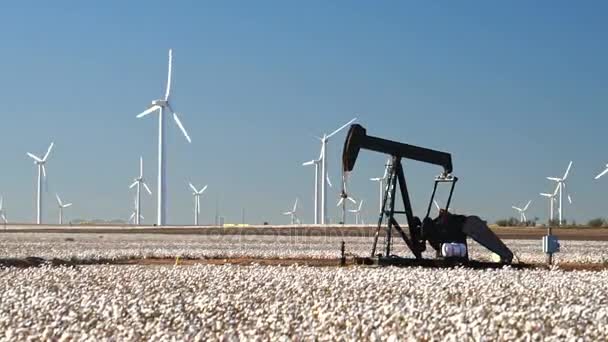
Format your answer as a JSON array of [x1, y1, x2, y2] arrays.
[[326, 175, 332, 188], [595, 168, 608, 180], [433, 200, 441, 211], [567, 194, 572, 204], [129, 181, 138, 189], [173, 113, 192, 143], [563, 161, 573, 180], [136, 105, 160, 118], [283, 212, 291, 216], [27, 153, 42, 162], [547, 177, 561, 182], [540, 193, 551, 197], [358, 200, 363, 211], [326, 118, 357, 139], [41, 165, 47, 178], [165, 49, 172, 100], [140, 215, 144, 220], [337, 198, 344, 207], [347, 197, 357, 204], [55, 194, 62, 206], [129, 212, 136, 221], [370, 177, 381, 181], [139, 157, 144, 178], [199, 185, 208, 195], [512, 206, 521, 211], [189, 183, 198, 193], [553, 183, 560, 196], [293, 198, 298, 212], [302, 160, 315, 166], [523, 200, 531, 211], [143, 182, 152, 195], [1, 214, 6, 223], [43, 142, 54, 161], [64, 203, 72, 208], [0, 196, 3, 210]]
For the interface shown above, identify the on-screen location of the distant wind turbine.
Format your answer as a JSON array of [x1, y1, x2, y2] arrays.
[[283, 198, 300, 224], [27, 142, 54, 224], [370, 159, 391, 213], [540, 185, 559, 223], [55, 194, 72, 225], [129, 197, 144, 224], [337, 172, 356, 225], [189, 183, 208, 226], [349, 200, 364, 224], [433, 199, 450, 214], [136, 49, 191, 226], [129, 157, 152, 225], [512, 200, 532, 224], [0, 196, 7, 224], [547, 161, 573, 225]]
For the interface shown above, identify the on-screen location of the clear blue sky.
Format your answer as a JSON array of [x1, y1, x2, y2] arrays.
[[1, 1, 607, 225]]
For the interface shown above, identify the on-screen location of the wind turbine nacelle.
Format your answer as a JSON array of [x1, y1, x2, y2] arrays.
[[152, 99, 167, 107]]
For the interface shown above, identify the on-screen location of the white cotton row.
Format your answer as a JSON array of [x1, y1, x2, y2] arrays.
[[1, 233, 607, 265], [0, 265, 607, 340]]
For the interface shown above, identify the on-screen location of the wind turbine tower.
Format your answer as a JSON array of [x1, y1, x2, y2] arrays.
[[26, 142, 54, 224], [136, 49, 191, 226], [129, 157, 152, 225], [189, 183, 208, 226], [302, 152, 321, 224], [0, 196, 7, 224]]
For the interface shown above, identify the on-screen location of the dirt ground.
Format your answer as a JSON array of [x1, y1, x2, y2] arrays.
[[1, 255, 605, 272]]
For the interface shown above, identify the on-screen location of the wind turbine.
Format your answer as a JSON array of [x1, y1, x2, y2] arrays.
[[283, 198, 300, 224], [314, 118, 357, 224], [27, 142, 54, 224], [129, 157, 152, 225], [349, 200, 364, 224], [547, 161, 573, 225], [129, 197, 144, 224], [512, 200, 532, 225], [302, 150, 322, 224], [136, 49, 191, 226], [337, 171, 357, 225], [370, 159, 391, 213], [540, 185, 559, 223], [55, 194, 72, 225], [189, 183, 208, 226], [595, 163, 608, 180], [433, 199, 451, 214], [0, 196, 7, 224]]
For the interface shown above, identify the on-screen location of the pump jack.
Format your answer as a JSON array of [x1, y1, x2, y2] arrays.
[[342, 124, 513, 264]]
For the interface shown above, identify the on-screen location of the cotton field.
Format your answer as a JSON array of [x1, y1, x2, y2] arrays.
[[1, 232, 608, 264], [1, 233, 608, 340], [0, 264, 607, 340]]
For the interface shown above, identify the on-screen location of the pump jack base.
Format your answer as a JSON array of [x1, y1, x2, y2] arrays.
[[354, 256, 533, 270]]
